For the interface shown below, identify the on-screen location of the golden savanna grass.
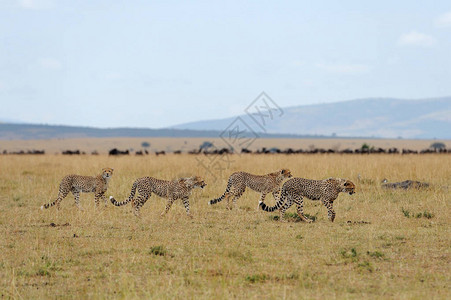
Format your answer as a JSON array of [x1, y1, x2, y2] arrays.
[[0, 153, 450, 299]]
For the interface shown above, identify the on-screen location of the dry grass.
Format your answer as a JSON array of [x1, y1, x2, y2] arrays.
[[0, 153, 450, 299]]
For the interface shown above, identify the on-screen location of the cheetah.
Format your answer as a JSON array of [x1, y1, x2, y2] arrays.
[[259, 177, 355, 222], [41, 168, 114, 210], [110, 176, 206, 217], [209, 169, 292, 209]]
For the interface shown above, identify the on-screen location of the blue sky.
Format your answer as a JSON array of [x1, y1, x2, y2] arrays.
[[0, 0, 450, 128]]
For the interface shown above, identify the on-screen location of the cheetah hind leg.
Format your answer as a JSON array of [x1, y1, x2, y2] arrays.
[[278, 198, 294, 222], [230, 188, 244, 210], [160, 198, 175, 217], [293, 197, 312, 223], [225, 193, 233, 210], [134, 194, 149, 218], [272, 190, 280, 201], [72, 191, 84, 211]]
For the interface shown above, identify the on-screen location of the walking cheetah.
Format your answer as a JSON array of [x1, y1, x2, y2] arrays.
[[41, 168, 114, 210], [259, 177, 355, 222], [209, 169, 292, 209], [110, 176, 206, 217]]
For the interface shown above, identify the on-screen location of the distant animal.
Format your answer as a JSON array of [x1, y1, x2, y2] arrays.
[[381, 179, 429, 190], [259, 177, 355, 222], [109, 148, 129, 155], [209, 169, 292, 209], [110, 176, 206, 217], [41, 168, 114, 210]]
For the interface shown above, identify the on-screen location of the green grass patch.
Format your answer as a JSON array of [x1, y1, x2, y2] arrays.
[[149, 246, 167, 256], [245, 274, 269, 283]]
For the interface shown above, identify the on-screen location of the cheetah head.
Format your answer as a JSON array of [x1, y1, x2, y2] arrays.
[[182, 176, 207, 189], [280, 169, 293, 179], [102, 168, 114, 179], [340, 179, 355, 195]]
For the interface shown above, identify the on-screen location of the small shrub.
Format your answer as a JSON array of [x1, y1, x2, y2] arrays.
[[245, 274, 269, 283], [402, 208, 433, 219], [283, 212, 316, 222], [367, 251, 384, 259], [149, 246, 166, 256], [341, 248, 358, 262], [304, 213, 317, 222], [357, 261, 373, 273], [269, 215, 279, 221], [401, 207, 410, 218], [36, 267, 51, 277], [421, 211, 434, 219]]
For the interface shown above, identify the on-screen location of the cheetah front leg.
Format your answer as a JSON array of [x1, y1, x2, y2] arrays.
[[321, 198, 335, 222], [94, 192, 105, 208], [293, 196, 312, 223], [101, 193, 108, 207], [182, 197, 193, 218]]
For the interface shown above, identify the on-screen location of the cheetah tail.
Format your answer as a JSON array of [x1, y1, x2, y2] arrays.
[[259, 192, 286, 212], [208, 179, 232, 205], [110, 181, 138, 206], [40, 201, 56, 210]]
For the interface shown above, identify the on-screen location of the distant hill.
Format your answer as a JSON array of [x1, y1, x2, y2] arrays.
[[0, 123, 325, 140], [173, 97, 451, 139], [2, 97, 450, 140]]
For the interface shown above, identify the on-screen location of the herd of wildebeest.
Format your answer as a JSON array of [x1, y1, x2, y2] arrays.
[[1, 145, 450, 156]]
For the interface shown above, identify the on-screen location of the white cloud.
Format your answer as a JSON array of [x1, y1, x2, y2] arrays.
[[38, 58, 62, 70], [435, 11, 451, 28], [398, 31, 437, 47], [316, 63, 370, 74]]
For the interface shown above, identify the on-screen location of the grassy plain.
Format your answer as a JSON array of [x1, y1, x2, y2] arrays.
[[0, 153, 450, 299]]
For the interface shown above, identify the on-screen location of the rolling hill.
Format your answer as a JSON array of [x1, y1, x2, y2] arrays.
[[0, 123, 319, 140], [173, 97, 451, 139]]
